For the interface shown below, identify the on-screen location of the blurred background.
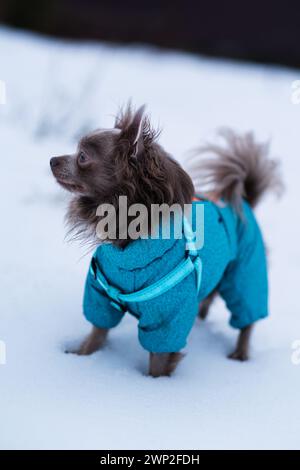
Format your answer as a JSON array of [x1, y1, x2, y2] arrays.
[[1, 0, 300, 68]]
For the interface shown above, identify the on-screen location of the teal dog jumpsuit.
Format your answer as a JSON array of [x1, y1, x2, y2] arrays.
[[83, 199, 268, 353]]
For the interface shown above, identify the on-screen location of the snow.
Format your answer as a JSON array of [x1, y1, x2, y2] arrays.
[[0, 26, 300, 450]]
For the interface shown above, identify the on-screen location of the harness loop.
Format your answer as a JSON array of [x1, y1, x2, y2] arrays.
[[90, 216, 202, 312]]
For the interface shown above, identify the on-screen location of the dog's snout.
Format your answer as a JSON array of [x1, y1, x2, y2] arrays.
[[50, 157, 61, 169]]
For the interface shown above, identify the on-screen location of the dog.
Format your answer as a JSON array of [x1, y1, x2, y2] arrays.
[[50, 104, 281, 377]]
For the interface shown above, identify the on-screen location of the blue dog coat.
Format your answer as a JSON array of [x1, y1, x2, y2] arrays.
[[83, 199, 268, 353]]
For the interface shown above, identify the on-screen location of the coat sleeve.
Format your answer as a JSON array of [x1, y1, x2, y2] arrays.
[[137, 271, 199, 353], [218, 214, 269, 330], [83, 269, 124, 329]]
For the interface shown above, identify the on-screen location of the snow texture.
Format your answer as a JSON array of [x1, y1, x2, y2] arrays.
[[0, 26, 299, 450]]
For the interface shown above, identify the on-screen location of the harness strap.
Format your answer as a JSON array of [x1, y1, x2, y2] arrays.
[[90, 215, 202, 312]]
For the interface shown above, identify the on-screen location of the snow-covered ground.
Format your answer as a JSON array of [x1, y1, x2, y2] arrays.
[[0, 26, 300, 450]]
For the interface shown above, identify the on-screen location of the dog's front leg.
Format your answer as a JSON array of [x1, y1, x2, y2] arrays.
[[149, 352, 184, 377], [228, 324, 253, 361], [65, 326, 109, 355]]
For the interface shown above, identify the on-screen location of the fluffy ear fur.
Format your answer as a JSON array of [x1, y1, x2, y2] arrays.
[[65, 104, 195, 249], [116, 104, 146, 158]]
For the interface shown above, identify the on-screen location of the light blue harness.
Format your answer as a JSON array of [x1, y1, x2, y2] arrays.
[[84, 198, 269, 352], [89, 217, 203, 314]]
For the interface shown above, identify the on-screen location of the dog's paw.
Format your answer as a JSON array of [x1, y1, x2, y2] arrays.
[[64, 347, 85, 355], [64, 339, 83, 355], [65, 338, 106, 356], [64, 328, 108, 356], [228, 349, 249, 361], [65, 343, 97, 356]]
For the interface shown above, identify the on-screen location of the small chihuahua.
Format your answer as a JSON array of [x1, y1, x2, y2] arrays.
[[50, 104, 281, 377]]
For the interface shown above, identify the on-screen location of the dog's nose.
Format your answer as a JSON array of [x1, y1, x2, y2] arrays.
[[50, 157, 60, 169]]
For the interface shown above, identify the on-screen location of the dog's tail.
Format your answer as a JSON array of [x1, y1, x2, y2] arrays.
[[187, 128, 283, 211]]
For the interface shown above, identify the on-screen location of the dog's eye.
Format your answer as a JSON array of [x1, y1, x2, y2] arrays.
[[78, 152, 87, 165]]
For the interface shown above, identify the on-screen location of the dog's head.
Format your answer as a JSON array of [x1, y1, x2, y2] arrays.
[[50, 105, 147, 198], [50, 104, 194, 246]]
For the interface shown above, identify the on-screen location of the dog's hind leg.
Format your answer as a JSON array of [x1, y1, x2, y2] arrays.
[[198, 289, 218, 320], [65, 326, 109, 355], [228, 324, 253, 361], [149, 352, 184, 377]]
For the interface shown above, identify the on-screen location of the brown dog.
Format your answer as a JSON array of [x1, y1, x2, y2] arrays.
[[50, 104, 281, 377]]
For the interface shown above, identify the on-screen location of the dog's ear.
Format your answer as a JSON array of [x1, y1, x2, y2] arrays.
[[118, 105, 146, 158]]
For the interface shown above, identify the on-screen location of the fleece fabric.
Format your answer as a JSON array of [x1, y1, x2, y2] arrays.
[[83, 199, 268, 353]]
